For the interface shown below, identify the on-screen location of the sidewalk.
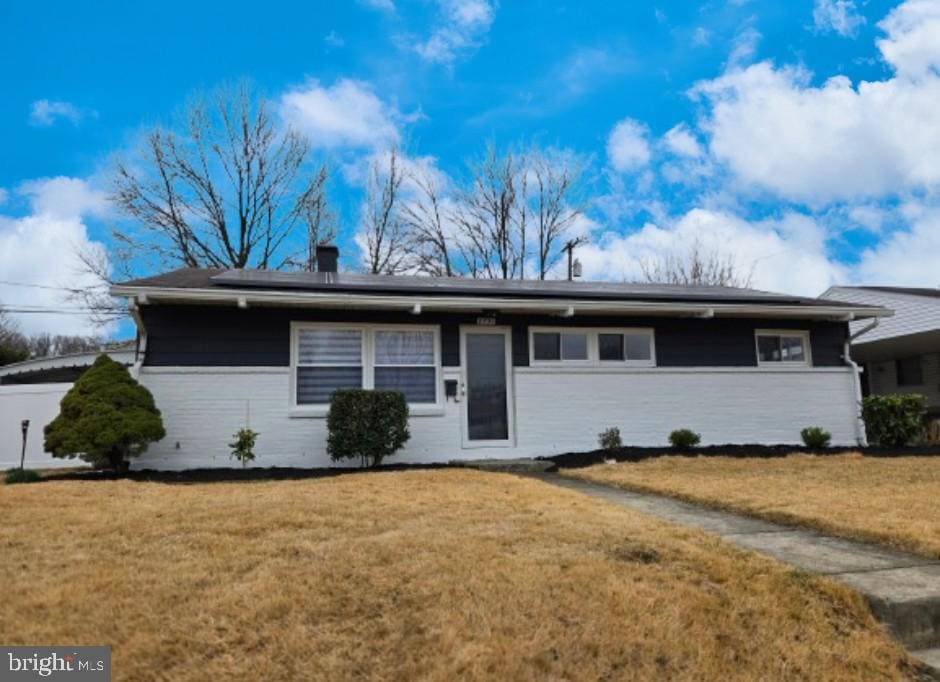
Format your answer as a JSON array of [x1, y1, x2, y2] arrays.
[[532, 473, 940, 672]]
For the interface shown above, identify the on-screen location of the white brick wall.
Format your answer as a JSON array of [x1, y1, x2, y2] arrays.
[[514, 367, 860, 451], [135, 365, 862, 470]]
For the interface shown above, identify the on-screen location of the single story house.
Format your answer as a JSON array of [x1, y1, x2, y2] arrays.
[[822, 286, 940, 416], [111, 247, 890, 469], [0, 349, 135, 469]]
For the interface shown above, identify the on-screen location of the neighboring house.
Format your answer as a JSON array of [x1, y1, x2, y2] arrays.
[[823, 286, 940, 416], [0, 349, 135, 469], [109, 246, 889, 470]]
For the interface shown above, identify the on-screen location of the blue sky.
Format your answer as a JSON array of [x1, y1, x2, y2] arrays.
[[1, 0, 939, 337]]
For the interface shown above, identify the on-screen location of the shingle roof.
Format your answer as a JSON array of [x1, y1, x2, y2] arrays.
[[117, 267, 863, 309], [856, 286, 940, 300]]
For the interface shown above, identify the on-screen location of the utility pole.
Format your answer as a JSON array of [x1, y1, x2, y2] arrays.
[[563, 239, 583, 281]]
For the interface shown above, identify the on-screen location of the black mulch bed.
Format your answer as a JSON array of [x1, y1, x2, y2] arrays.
[[543, 444, 940, 469], [41, 462, 450, 484], [32, 445, 940, 482]]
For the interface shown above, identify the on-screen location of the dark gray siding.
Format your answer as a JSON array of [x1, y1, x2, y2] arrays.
[[140, 305, 848, 368]]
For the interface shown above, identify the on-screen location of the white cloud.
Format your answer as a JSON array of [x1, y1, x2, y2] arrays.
[[726, 27, 761, 68], [662, 123, 704, 158], [687, 1, 940, 206], [813, 0, 866, 38], [0, 177, 111, 336], [606, 119, 651, 172], [576, 208, 846, 296], [343, 148, 449, 190], [877, 0, 940, 78], [280, 79, 402, 150], [0, 188, 7, 206], [29, 99, 95, 127], [413, 0, 495, 66], [18, 176, 109, 219], [854, 205, 940, 285], [692, 57, 940, 204], [847, 204, 887, 232]]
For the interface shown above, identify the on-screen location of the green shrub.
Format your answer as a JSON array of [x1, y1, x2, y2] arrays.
[[44, 355, 165, 471], [861, 394, 926, 447], [800, 426, 831, 448], [229, 428, 259, 468], [669, 428, 701, 450], [327, 389, 410, 467], [4, 468, 40, 485], [598, 427, 622, 451]]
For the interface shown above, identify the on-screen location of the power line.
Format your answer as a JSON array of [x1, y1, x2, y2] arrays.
[[0, 302, 122, 311], [1, 305, 126, 315], [0, 280, 90, 294], [3, 310, 127, 316]]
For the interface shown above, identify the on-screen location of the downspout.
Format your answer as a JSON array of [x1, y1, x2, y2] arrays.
[[844, 317, 880, 446], [128, 297, 147, 380]]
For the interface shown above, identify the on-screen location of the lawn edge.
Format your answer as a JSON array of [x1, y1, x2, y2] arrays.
[[559, 468, 940, 562]]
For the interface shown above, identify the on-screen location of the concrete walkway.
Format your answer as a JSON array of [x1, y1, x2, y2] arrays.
[[532, 473, 940, 672]]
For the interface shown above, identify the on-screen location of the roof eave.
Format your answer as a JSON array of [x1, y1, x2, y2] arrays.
[[110, 284, 893, 321]]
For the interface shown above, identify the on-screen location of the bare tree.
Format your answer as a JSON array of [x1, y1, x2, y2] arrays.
[[110, 82, 327, 271], [361, 148, 408, 275], [290, 165, 337, 272], [0, 307, 29, 366], [529, 150, 587, 280], [640, 238, 754, 287], [452, 145, 526, 279], [398, 166, 455, 277], [71, 245, 132, 326], [446, 145, 589, 280], [28, 334, 103, 358]]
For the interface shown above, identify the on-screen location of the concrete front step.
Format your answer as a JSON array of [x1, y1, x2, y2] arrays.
[[914, 648, 940, 673], [532, 473, 940, 667], [450, 458, 557, 473], [838, 567, 940, 651]]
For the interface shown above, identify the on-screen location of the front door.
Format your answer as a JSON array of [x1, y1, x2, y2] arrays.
[[460, 326, 514, 447]]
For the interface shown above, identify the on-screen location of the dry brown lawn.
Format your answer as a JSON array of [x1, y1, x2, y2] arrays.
[[0, 469, 924, 680], [565, 453, 940, 560]]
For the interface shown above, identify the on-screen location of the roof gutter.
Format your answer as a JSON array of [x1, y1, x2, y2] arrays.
[[842, 318, 881, 447], [110, 284, 893, 321], [850, 317, 880, 342]]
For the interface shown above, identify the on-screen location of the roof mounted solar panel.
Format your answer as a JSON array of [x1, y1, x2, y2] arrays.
[[205, 268, 814, 304]]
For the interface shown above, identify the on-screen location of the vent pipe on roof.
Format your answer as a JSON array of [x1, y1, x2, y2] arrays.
[[316, 245, 339, 273]]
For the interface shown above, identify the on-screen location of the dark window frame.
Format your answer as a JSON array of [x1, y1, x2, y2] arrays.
[[896, 355, 924, 387]]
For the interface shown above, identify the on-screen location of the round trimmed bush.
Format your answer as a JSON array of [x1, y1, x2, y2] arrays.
[[669, 429, 701, 450], [800, 426, 831, 449], [44, 355, 165, 471], [598, 427, 622, 451], [5, 468, 40, 485], [861, 394, 926, 447], [327, 389, 410, 467]]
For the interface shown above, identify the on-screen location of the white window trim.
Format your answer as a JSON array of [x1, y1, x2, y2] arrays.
[[289, 322, 443, 418], [754, 329, 812, 367], [528, 326, 656, 368], [596, 328, 657, 367]]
